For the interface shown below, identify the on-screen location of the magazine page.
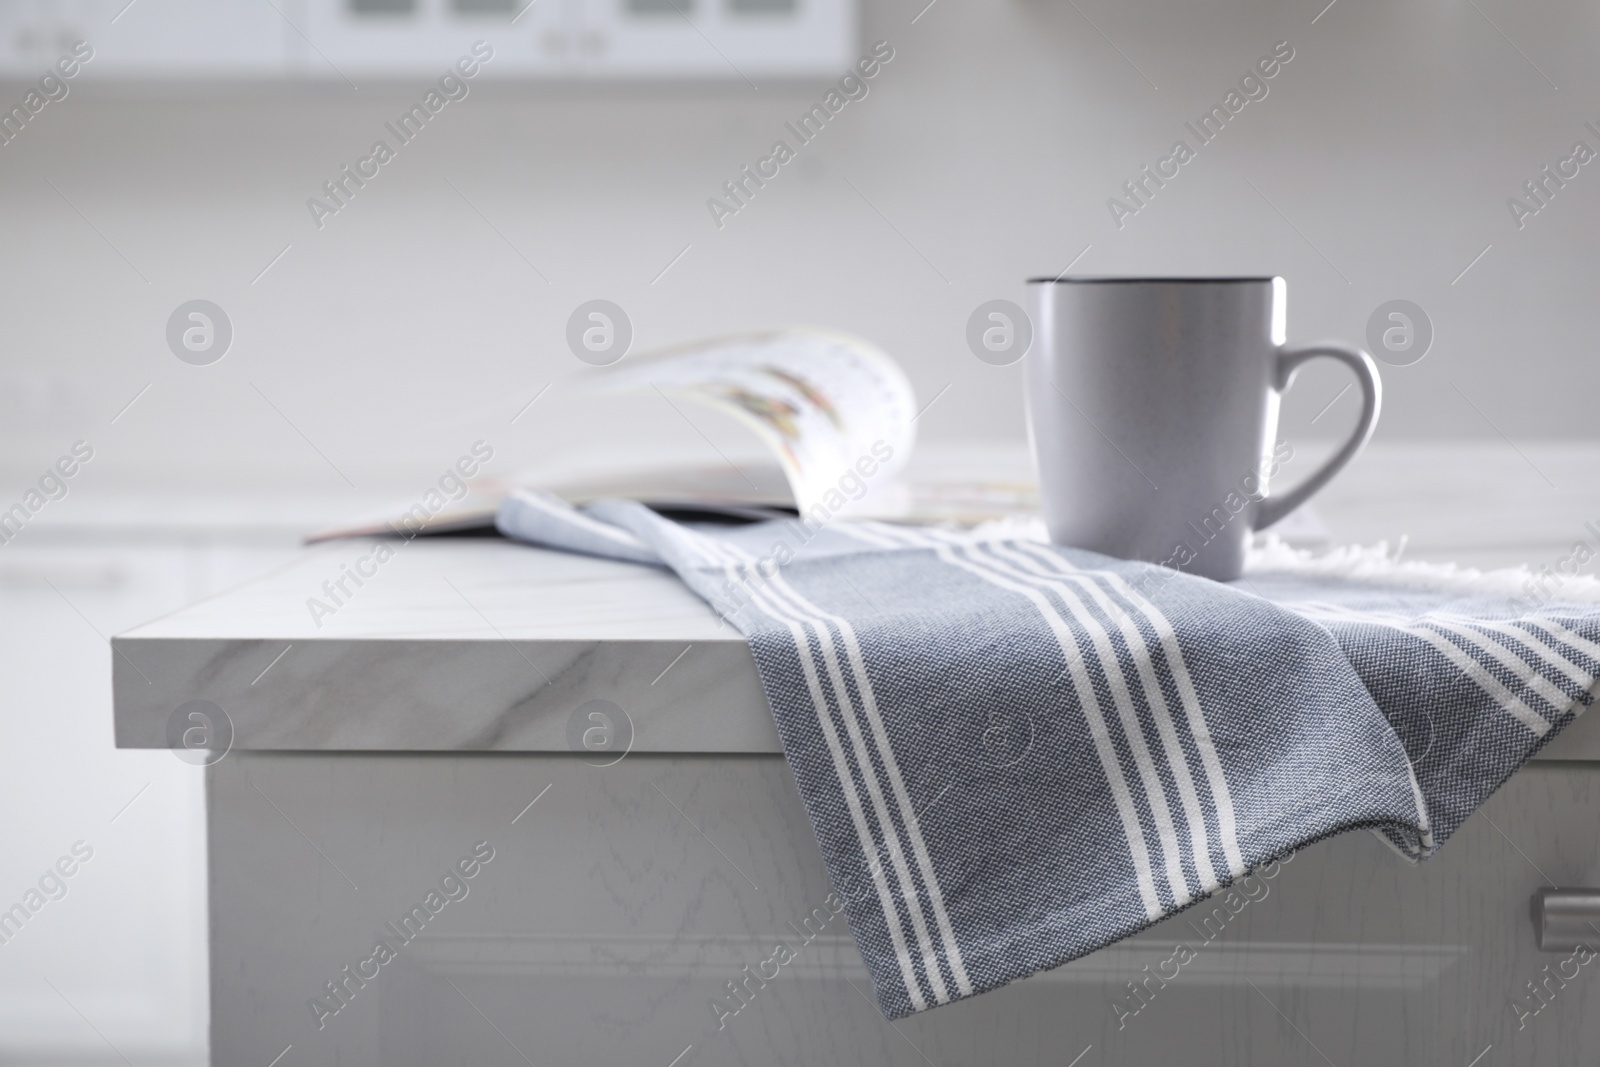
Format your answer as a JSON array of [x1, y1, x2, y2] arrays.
[[598, 328, 917, 516], [307, 328, 918, 542]]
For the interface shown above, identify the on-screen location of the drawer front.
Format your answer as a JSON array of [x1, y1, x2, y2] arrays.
[[209, 752, 1600, 1066]]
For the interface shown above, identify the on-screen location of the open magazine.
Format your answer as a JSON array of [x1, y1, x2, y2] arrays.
[[309, 328, 1038, 543]]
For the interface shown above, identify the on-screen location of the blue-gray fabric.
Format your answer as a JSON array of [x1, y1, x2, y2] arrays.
[[496, 490, 1600, 1019]]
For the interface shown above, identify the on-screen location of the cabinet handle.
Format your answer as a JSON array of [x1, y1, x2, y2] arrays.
[[1535, 888, 1600, 952]]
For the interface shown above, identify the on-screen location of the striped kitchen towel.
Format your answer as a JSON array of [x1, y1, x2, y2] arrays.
[[497, 490, 1600, 1019]]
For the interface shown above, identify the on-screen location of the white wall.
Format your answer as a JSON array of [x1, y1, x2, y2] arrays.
[[3, 0, 1599, 494]]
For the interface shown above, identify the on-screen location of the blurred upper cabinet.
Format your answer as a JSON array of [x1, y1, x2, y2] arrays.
[[0, 0, 856, 81]]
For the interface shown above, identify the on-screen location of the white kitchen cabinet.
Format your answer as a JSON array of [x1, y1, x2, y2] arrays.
[[75, 443, 1600, 1064], [201, 751, 1600, 1067], [0, 537, 299, 1066], [0, 0, 856, 82], [103, 523, 1600, 1066]]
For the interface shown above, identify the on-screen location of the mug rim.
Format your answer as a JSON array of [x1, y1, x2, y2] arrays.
[[1026, 275, 1278, 284]]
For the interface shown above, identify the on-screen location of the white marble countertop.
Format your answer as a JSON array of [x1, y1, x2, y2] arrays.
[[113, 538, 772, 752], [111, 441, 1600, 757]]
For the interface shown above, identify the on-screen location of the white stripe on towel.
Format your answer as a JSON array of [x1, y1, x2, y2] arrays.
[[850, 521, 1247, 885], [691, 533, 971, 1004], [1009, 546, 1248, 881], [968, 541, 1195, 907], [1293, 603, 1554, 736], [713, 536, 974, 998], [696, 549, 932, 1008], [841, 522, 1166, 920], [997, 540, 1223, 894], [1519, 616, 1600, 679], [593, 512, 939, 1007]]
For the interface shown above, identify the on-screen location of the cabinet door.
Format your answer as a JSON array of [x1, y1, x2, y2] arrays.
[[574, 0, 854, 79], [0, 542, 296, 1063], [0, 0, 852, 80], [0, 545, 205, 1061], [299, 0, 569, 79], [0, 0, 285, 79]]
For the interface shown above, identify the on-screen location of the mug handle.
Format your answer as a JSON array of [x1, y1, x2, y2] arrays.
[[1254, 342, 1383, 531]]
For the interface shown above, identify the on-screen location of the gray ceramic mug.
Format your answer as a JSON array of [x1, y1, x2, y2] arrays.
[[1024, 276, 1381, 581]]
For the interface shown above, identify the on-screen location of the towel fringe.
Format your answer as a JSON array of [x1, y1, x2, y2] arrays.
[[1246, 533, 1600, 604]]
